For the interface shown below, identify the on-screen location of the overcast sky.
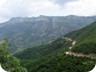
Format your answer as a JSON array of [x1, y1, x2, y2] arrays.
[[0, 0, 96, 23]]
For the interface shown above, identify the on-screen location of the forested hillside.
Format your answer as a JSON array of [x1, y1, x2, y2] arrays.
[[15, 38, 72, 60], [15, 21, 96, 72], [65, 21, 96, 55]]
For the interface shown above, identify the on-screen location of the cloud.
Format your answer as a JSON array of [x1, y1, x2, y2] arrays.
[[0, 0, 59, 22], [0, 0, 96, 23], [61, 0, 96, 16], [0, 0, 55, 17], [50, 0, 78, 5]]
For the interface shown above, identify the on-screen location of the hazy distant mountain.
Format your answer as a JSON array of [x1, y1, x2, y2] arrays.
[[0, 15, 96, 53]]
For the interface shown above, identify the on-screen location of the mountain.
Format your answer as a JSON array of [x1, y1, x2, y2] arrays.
[[0, 15, 96, 53], [15, 21, 96, 72]]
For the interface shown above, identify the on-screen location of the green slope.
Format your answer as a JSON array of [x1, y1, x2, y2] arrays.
[[65, 21, 96, 54], [15, 38, 72, 60], [65, 21, 96, 39], [15, 21, 96, 72]]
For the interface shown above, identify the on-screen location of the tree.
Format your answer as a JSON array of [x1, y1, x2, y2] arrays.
[[0, 38, 27, 72]]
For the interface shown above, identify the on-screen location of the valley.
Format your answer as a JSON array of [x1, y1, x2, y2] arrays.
[[0, 0, 96, 72], [15, 21, 96, 72]]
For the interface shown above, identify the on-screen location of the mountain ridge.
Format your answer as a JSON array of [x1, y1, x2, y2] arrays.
[[1, 15, 96, 53]]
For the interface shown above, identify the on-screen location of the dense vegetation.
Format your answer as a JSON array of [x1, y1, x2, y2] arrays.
[[0, 38, 27, 72], [15, 21, 96, 72], [24, 54, 95, 72], [71, 37, 96, 54], [66, 22, 96, 54], [18, 48, 96, 72]]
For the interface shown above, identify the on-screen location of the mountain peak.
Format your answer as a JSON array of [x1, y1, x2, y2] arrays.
[[8, 17, 30, 24]]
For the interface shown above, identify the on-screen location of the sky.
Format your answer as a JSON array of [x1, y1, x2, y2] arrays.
[[0, 0, 96, 23]]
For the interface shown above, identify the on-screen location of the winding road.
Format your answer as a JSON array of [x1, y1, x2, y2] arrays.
[[64, 37, 95, 59]]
